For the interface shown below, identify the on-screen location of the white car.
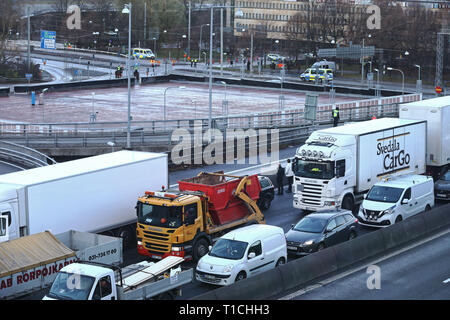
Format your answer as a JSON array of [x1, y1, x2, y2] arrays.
[[358, 174, 435, 227], [195, 224, 287, 286]]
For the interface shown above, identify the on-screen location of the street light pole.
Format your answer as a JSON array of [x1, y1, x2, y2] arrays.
[[220, 8, 223, 77], [387, 67, 404, 96], [122, 3, 132, 149], [209, 6, 213, 129], [414, 64, 422, 93], [188, 1, 191, 58], [27, 6, 31, 73]]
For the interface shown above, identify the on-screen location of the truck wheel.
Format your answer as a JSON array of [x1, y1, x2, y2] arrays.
[[425, 205, 431, 212], [341, 195, 354, 212], [118, 227, 133, 249], [193, 238, 209, 262]]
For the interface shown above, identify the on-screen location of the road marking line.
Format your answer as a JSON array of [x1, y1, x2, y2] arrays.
[[279, 227, 450, 300]]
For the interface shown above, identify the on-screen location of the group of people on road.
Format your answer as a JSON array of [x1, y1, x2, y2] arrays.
[[276, 159, 294, 195]]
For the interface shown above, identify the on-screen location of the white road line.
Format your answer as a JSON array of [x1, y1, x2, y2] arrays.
[[279, 227, 450, 300], [443, 278, 450, 284]]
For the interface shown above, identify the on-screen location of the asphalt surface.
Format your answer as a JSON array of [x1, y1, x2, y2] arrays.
[[277, 229, 450, 300]]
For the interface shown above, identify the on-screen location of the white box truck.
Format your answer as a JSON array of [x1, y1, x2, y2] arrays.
[[399, 96, 450, 180], [0, 151, 168, 247], [292, 118, 426, 212]]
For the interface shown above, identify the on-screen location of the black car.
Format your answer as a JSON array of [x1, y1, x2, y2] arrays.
[[257, 176, 274, 210], [285, 209, 358, 256], [435, 169, 450, 201]]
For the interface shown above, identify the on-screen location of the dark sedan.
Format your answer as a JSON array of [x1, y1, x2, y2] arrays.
[[285, 209, 359, 256], [435, 169, 450, 201]]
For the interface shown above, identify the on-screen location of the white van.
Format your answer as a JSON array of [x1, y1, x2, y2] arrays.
[[358, 174, 434, 227], [195, 224, 287, 286]]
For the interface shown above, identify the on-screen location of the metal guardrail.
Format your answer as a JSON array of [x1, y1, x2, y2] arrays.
[[0, 141, 57, 169], [0, 103, 399, 151]]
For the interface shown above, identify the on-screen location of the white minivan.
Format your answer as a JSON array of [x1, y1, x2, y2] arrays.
[[195, 224, 287, 286], [358, 174, 434, 227]]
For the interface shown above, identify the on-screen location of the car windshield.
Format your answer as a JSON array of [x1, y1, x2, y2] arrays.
[[209, 238, 248, 260], [366, 186, 404, 203], [294, 158, 335, 180], [137, 202, 183, 228], [293, 217, 327, 233], [441, 171, 450, 181], [47, 272, 95, 300]]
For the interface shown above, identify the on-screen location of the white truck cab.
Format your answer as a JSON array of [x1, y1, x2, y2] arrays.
[[358, 174, 434, 227], [44, 256, 192, 300], [44, 263, 118, 300], [293, 119, 426, 212]]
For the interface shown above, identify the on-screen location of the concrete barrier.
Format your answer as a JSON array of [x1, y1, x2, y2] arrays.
[[191, 204, 450, 300], [333, 230, 386, 269], [14, 78, 135, 93]]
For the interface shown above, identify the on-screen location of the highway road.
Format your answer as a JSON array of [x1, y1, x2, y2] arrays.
[[276, 228, 450, 300], [7, 144, 448, 300]]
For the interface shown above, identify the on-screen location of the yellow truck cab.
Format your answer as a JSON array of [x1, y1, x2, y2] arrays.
[[136, 172, 266, 262]]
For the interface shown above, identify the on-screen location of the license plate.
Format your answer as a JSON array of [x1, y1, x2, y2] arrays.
[[437, 194, 446, 197], [205, 274, 215, 280], [152, 255, 162, 260], [287, 246, 297, 251]]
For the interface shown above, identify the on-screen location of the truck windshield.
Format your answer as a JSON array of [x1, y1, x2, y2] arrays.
[[294, 159, 335, 180], [47, 272, 95, 300], [209, 238, 248, 260], [137, 203, 183, 228], [366, 186, 404, 203]]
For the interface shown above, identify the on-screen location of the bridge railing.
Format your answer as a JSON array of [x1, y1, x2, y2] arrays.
[[0, 102, 401, 150], [0, 140, 57, 169]]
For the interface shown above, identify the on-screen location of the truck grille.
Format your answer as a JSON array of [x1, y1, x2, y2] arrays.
[[300, 182, 324, 206], [144, 242, 170, 253], [143, 230, 170, 241]]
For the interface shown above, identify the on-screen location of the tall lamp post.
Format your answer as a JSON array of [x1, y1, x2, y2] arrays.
[[373, 68, 381, 97], [387, 67, 404, 96], [207, 6, 243, 129], [199, 24, 209, 63], [122, 3, 132, 149], [164, 86, 186, 129], [414, 64, 422, 93]]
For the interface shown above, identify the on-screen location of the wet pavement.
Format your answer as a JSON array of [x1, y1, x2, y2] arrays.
[[0, 82, 364, 124]]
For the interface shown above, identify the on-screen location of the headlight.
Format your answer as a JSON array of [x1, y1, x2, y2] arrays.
[[172, 246, 183, 252], [381, 206, 395, 216], [137, 241, 143, 246], [223, 265, 234, 273], [302, 240, 314, 246]]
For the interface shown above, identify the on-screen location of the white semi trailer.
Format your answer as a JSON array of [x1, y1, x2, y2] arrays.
[[292, 118, 426, 212], [0, 151, 168, 246], [399, 95, 450, 180]]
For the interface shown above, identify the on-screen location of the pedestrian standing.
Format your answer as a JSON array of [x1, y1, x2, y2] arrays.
[[276, 164, 285, 195], [285, 159, 294, 193], [332, 106, 340, 127]]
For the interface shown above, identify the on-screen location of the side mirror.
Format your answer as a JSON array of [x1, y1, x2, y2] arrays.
[[363, 194, 367, 199], [401, 198, 410, 205], [291, 224, 295, 229], [248, 252, 256, 259], [208, 245, 212, 252]]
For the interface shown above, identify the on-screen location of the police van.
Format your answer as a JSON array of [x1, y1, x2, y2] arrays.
[[132, 48, 156, 60]]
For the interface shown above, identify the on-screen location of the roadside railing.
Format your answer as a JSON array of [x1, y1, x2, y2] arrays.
[[0, 140, 57, 169], [0, 102, 402, 151]]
